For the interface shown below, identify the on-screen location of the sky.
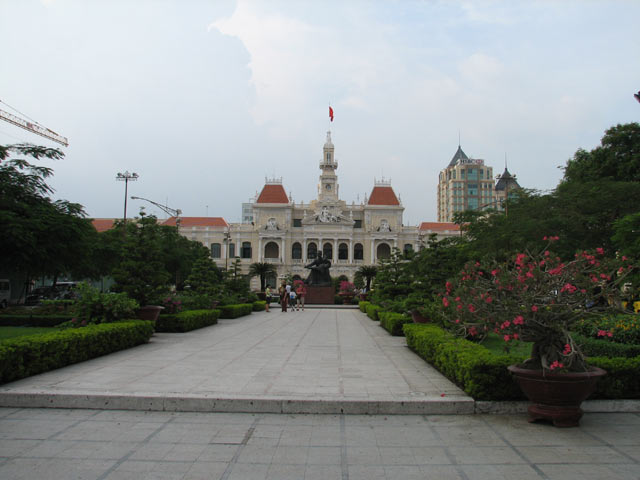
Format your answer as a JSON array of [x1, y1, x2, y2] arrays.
[[1, 0, 639, 225]]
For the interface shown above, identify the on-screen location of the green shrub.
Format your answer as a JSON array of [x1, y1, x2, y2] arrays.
[[218, 303, 253, 319], [0, 315, 73, 327], [589, 356, 640, 399], [156, 309, 220, 333], [379, 311, 412, 336], [252, 301, 266, 312], [403, 323, 640, 400], [574, 333, 640, 358], [574, 314, 640, 345], [0, 320, 154, 384], [334, 295, 344, 305], [365, 304, 382, 321], [359, 301, 370, 313]]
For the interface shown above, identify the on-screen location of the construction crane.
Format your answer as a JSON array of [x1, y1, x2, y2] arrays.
[[130, 196, 182, 226], [0, 99, 68, 147]]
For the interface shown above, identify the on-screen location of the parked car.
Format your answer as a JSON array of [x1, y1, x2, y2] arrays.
[[54, 282, 78, 300], [25, 286, 57, 306]]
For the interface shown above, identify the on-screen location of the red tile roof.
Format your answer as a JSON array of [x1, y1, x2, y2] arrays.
[[162, 217, 228, 227], [91, 219, 116, 232], [419, 222, 460, 232], [368, 186, 400, 206], [256, 184, 289, 204]]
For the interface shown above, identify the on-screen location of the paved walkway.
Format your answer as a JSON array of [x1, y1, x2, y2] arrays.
[[0, 308, 470, 414], [1, 408, 639, 479]]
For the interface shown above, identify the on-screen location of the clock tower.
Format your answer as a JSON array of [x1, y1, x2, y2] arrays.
[[318, 130, 339, 202]]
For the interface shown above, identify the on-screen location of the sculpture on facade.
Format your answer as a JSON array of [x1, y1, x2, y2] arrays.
[[304, 252, 332, 286]]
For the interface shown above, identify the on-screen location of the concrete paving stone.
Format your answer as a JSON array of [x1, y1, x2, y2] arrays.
[[409, 446, 452, 465], [20, 439, 77, 458], [383, 465, 427, 479], [270, 445, 308, 464], [236, 445, 277, 464], [308, 425, 342, 446], [0, 439, 40, 457], [348, 464, 387, 480], [459, 464, 544, 480], [517, 445, 630, 464], [419, 465, 465, 480], [265, 463, 307, 479], [538, 463, 640, 480], [182, 461, 228, 480], [163, 443, 209, 462], [446, 446, 527, 465], [379, 446, 422, 465], [618, 445, 640, 462], [225, 462, 270, 480], [346, 445, 383, 464], [580, 424, 640, 446], [304, 464, 343, 480], [432, 425, 507, 447], [305, 445, 341, 465], [0, 418, 78, 439], [196, 443, 238, 462], [128, 442, 176, 461]]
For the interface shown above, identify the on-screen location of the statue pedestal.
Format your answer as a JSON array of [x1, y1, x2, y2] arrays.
[[305, 286, 335, 305]]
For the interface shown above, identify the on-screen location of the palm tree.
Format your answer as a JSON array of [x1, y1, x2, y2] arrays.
[[356, 265, 378, 291], [248, 262, 278, 291]]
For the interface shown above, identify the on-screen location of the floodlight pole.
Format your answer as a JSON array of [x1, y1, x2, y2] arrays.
[[116, 171, 139, 224]]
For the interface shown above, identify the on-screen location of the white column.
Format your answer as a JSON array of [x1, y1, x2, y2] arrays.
[[349, 240, 353, 263], [281, 237, 286, 264], [303, 240, 307, 262], [371, 239, 375, 264], [333, 239, 338, 261], [258, 237, 263, 262]]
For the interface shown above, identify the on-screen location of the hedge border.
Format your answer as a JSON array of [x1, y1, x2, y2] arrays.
[[365, 304, 382, 321], [252, 301, 267, 312], [359, 301, 370, 313], [403, 323, 640, 401], [0, 320, 154, 384], [379, 311, 412, 336], [218, 303, 253, 319], [156, 309, 220, 333]]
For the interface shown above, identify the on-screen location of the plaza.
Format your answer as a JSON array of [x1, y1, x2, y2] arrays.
[[1, 308, 639, 479]]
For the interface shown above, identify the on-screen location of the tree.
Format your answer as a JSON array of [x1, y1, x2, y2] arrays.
[[612, 212, 640, 260], [563, 123, 640, 184], [0, 144, 97, 287], [248, 262, 278, 291], [355, 265, 378, 291], [110, 212, 170, 305], [185, 254, 224, 295]]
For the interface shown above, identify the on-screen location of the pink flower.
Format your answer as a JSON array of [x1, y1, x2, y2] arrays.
[[468, 304, 476, 313], [531, 305, 538, 312], [597, 330, 607, 337], [622, 256, 628, 261], [469, 326, 478, 336], [442, 297, 450, 307], [563, 344, 571, 355], [596, 247, 604, 255], [512, 333, 519, 340], [607, 331, 613, 338], [491, 269, 499, 276], [513, 315, 524, 325], [549, 360, 564, 370], [445, 281, 453, 293], [503, 335, 511, 342], [544, 250, 550, 257], [543, 236, 548, 241], [485, 296, 493, 304]]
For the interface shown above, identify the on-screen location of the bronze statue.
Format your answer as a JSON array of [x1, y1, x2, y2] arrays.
[[304, 252, 332, 286]]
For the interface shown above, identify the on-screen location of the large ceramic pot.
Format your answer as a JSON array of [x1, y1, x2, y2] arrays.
[[136, 305, 165, 322], [508, 365, 606, 427]]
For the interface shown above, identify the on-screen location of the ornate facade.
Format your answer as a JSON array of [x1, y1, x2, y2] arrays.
[[164, 131, 460, 289]]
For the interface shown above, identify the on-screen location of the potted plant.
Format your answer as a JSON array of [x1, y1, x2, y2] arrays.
[[338, 280, 357, 303], [439, 237, 633, 426]]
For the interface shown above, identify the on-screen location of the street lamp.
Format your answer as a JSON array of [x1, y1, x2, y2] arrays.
[[116, 171, 138, 224], [223, 228, 232, 271]]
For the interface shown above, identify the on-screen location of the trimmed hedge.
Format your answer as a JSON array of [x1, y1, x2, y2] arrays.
[[403, 323, 640, 400], [359, 301, 370, 313], [252, 301, 267, 312], [379, 311, 412, 336], [218, 303, 253, 319], [0, 320, 154, 384], [0, 315, 73, 327], [365, 304, 382, 321], [575, 333, 640, 359], [156, 309, 220, 333]]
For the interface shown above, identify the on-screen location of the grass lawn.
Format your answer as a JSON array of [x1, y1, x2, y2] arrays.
[[482, 333, 532, 357], [0, 326, 59, 341]]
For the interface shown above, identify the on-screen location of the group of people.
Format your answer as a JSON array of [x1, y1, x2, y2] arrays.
[[264, 282, 307, 312]]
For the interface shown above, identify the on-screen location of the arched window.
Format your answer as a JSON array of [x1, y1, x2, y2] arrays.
[[211, 243, 221, 258], [307, 242, 317, 259], [354, 243, 364, 260], [228, 242, 235, 258], [323, 242, 333, 259], [403, 244, 413, 255], [377, 243, 391, 260], [338, 243, 348, 260], [291, 242, 302, 259], [241, 242, 252, 259], [264, 241, 279, 259]]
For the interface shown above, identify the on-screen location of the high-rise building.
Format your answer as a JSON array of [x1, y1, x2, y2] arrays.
[[494, 167, 520, 212], [437, 145, 494, 222]]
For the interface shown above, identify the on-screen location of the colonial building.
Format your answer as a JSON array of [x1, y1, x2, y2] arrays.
[[437, 145, 520, 222], [162, 131, 459, 289]]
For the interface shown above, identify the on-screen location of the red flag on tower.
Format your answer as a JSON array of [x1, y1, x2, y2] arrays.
[[329, 106, 334, 122]]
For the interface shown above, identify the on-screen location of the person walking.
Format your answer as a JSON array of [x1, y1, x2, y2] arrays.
[[296, 283, 307, 311], [289, 289, 297, 311], [279, 282, 288, 312], [264, 286, 272, 312]]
